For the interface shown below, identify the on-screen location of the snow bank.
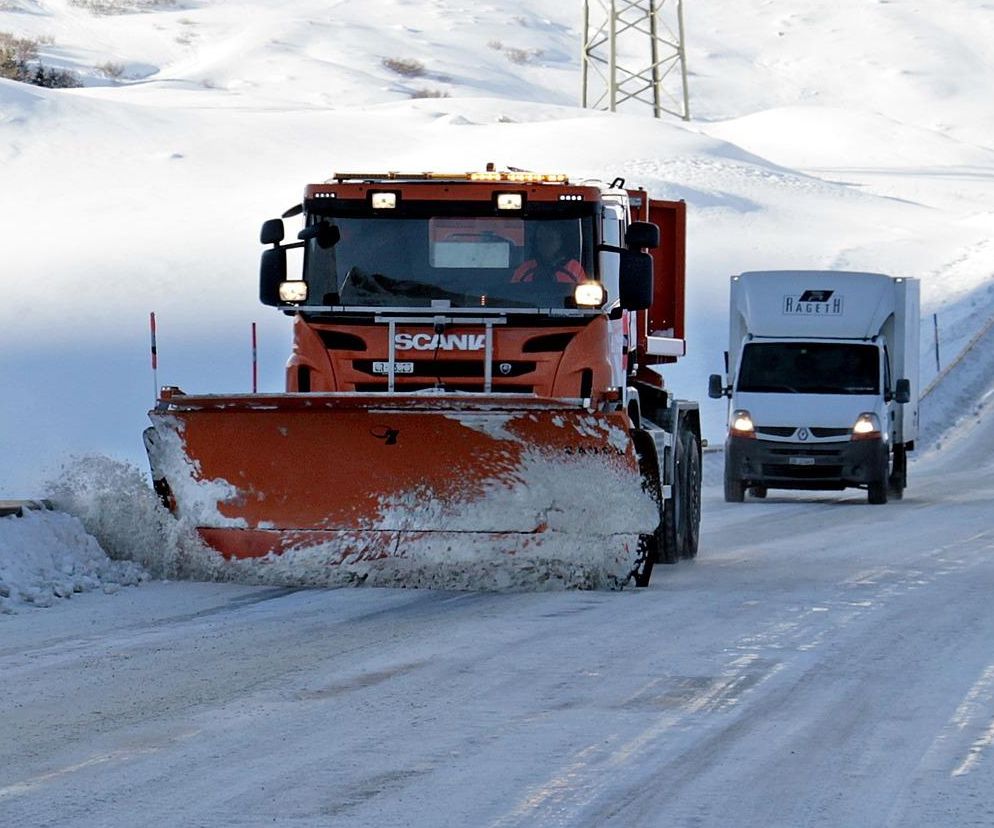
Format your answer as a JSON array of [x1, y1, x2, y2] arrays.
[[40, 450, 658, 593], [0, 509, 145, 613], [46, 454, 225, 582]]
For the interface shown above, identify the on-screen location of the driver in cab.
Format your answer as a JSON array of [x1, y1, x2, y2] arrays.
[[512, 224, 587, 284]]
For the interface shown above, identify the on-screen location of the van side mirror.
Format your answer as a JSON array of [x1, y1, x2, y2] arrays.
[[260, 247, 287, 306], [894, 378, 911, 404], [625, 221, 660, 250], [260, 218, 285, 245], [618, 251, 653, 310], [708, 374, 726, 399]]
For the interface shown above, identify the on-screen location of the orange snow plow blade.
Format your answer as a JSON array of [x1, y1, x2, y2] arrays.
[[145, 391, 656, 589]]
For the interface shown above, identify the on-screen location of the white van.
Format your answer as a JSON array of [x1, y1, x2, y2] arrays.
[[709, 271, 919, 504]]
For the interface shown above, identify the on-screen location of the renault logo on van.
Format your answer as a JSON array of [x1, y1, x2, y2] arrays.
[[798, 428, 809, 441]]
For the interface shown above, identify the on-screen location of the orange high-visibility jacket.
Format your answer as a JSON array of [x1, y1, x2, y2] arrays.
[[511, 259, 586, 284]]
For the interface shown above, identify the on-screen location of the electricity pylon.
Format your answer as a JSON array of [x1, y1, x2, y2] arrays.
[[581, 0, 690, 120]]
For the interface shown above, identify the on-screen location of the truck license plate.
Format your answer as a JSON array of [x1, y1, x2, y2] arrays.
[[372, 361, 414, 375], [789, 456, 816, 466]]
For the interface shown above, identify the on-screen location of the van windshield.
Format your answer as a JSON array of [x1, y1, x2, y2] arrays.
[[737, 342, 880, 394]]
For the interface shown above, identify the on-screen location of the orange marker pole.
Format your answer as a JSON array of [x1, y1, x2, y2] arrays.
[[252, 322, 258, 394]]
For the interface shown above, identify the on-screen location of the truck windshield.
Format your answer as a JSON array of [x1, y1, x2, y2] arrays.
[[302, 215, 595, 309], [737, 342, 880, 394]]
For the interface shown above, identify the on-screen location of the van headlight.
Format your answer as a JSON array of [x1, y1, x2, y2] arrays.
[[730, 409, 755, 438], [851, 412, 882, 440]]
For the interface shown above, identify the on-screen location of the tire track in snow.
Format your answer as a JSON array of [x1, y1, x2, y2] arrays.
[[492, 518, 994, 827]]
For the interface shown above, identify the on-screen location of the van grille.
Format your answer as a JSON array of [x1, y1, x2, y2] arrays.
[[762, 464, 844, 479]]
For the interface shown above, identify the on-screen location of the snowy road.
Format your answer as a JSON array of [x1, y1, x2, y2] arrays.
[[2, 434, 994, 827]]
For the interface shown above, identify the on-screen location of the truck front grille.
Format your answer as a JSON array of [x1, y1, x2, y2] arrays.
[[354, 382, 534, 394]]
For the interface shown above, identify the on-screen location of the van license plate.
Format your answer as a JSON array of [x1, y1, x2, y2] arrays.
[[789, 456, 816, 466]]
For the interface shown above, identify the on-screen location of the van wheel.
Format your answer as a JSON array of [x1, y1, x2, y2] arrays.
[[724, 469, 745, 503], [888, 445, 906, 499], [868, 456, 889, 504], [868, 481, 888, 504]]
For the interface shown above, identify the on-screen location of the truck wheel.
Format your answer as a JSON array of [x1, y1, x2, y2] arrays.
[[632, 430, 665, 584], [680, 430, 701, 559], [660, 440, 683, 564], [724, 468, 745, 503], [633, 532, 657, 587]]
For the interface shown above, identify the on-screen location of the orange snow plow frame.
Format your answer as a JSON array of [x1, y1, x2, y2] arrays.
[[145, 390, 644, 568]]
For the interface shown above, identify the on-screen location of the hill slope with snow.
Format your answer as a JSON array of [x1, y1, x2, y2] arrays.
[[1, 0, 993, 496]]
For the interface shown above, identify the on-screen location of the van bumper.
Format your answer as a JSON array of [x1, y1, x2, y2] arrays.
[[725, 436, 887, 490]]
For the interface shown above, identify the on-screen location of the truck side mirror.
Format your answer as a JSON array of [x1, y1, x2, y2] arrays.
[[894, 378, 911, 404], [260, 218, 285, 245], [260, 247, 287, 306], [708, 374, 726, 399], [298, 221, 341, 250], [618, 251, 653, 310], [625, 221, 660, 250]]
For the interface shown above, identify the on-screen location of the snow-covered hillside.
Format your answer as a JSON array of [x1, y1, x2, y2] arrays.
[[2, 0, 993, 497]]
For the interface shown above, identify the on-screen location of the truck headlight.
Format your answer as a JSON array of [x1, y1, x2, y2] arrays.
[[370, 192, 397, 209], [851, 412, 882, 440], [496, 193, 523, 210], [730, 409, 755, 438], [574, 281, 606, 308], [278, 280, 308, 303]]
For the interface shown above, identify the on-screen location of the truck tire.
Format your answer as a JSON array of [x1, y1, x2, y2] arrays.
[[632, 430, 664, 585], [724, 467, 745, 503], [633, 532, 657, 587], [660, 441, 682, 565], [680, 430, 701, 559]]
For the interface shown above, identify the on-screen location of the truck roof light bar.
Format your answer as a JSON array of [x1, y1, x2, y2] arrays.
[[328, 171, 570, 184]]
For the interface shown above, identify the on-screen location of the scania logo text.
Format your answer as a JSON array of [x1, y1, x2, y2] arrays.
[[394, 333, 486, 351]]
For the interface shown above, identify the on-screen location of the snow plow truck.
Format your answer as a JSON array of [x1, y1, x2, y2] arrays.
[[144, 167, 701, 589]]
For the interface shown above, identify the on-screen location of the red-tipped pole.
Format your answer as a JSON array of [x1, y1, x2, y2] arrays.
[[252, 322, 258, 393], [150, 311, 159, 402]]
